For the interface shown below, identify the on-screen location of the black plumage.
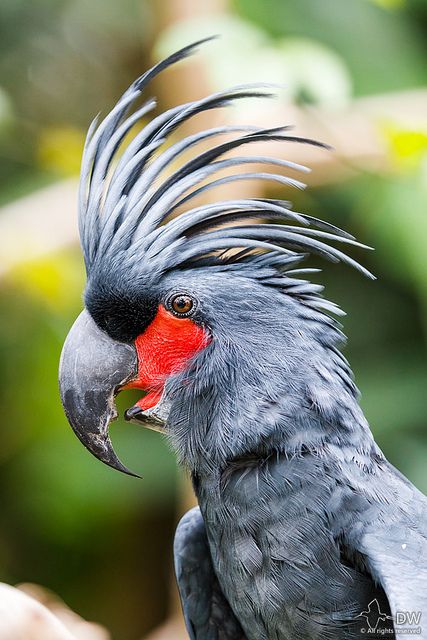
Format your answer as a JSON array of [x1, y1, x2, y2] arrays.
[[60, 39, 427, 640]]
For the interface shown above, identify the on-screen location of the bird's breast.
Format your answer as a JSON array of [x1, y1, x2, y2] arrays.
[[195, 453, 382, 640]]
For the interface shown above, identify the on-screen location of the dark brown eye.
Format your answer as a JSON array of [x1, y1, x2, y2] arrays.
[[170, 294, 195, 316]]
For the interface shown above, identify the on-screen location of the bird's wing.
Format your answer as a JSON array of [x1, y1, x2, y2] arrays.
[[345, 462, 427, 626], [174, 506, 247, 640]]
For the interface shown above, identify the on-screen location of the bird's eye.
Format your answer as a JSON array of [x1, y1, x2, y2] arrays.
[[169, 294, 195, 317]]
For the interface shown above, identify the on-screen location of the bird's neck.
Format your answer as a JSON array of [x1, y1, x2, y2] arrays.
[[167, 322, 379, 476]]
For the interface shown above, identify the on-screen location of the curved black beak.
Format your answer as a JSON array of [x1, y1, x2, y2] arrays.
[[59, 310, 139, 477]]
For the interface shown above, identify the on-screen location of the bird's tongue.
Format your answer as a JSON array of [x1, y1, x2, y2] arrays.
[[136, 389, 163, 411], [125, 388, 172, 433]]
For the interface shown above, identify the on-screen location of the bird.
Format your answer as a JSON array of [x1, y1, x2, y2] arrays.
[[59, 38, 427, 639]]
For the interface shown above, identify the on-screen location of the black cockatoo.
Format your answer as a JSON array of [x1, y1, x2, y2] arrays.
[[59, 40, 427, 639]]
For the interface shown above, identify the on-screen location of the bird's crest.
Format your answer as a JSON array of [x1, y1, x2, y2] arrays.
[[79, 37, 373, 307]]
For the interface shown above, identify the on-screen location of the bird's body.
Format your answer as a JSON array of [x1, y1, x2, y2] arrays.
[[59, 39, 427, 639], [178, 458, 413, 639], [169, 273, 426, 639]]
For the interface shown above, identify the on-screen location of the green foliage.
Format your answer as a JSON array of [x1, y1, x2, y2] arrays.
[[156, 15, 353, 108], [233, 0, 427, 95], [292, 169, 427, 492], [0, 251, 177, 637]]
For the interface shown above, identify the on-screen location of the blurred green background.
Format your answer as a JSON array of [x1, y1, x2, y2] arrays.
[[0, 0, 426, 638]]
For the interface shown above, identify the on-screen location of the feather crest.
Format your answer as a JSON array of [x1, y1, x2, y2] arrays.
[[79, 39, 374, 301]]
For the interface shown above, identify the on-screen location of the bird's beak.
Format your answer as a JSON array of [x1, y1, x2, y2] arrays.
[[59, 310, 139, 477]]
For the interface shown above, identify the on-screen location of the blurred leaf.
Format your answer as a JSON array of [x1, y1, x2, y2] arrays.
[[156, 16, 352, 109], [357, 348, 427, 441], [381, 122, 427, 170], [233, 0, 427, 95], [37, 126, 85, 177], [0, 86, 14, 135], [276, 38, 352, 108], [0, 168, 54, 207], [10, 253, 85, 311], [390, 437, 427, 494], [155, 15, 277, 87], [357, 173, 427, 297], [13, 422, 177, 545], [367, 0, 406, 8]]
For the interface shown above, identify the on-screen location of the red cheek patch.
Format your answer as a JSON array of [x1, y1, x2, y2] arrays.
[[125, 304, 210, 410]]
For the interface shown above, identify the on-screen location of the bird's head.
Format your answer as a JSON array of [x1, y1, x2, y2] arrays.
[[59, 39, 373, 476]]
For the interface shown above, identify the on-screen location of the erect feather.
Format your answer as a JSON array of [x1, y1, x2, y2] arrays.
[[80, 38, 374, 302]]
